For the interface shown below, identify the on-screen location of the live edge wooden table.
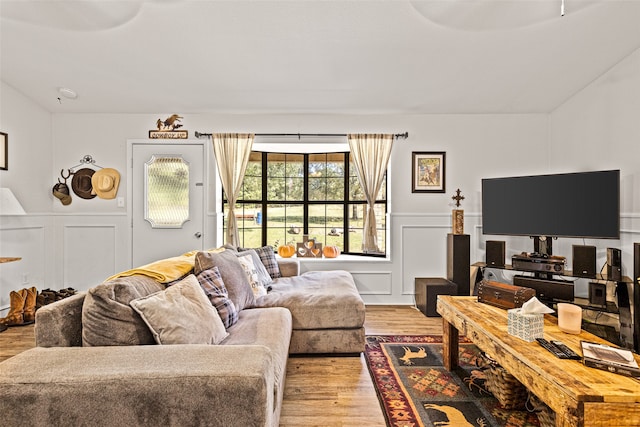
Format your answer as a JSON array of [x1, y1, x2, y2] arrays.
[[436, 295, 640, 427]]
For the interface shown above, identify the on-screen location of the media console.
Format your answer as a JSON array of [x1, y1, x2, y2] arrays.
[[473, 261, 637, 351]]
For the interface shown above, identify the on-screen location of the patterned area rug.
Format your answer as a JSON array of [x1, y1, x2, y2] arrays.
[[364, 335, 542, 427]]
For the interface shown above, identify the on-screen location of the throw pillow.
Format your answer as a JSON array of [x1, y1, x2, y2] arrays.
[[195, 266, 238, 328], [238, 249, 273, 289], [241, 246, 281, 279], [194, 250, 255, 311], [236, 252, 268, 298], [130, 274, 228, 345], [82, 275, 165, 346]]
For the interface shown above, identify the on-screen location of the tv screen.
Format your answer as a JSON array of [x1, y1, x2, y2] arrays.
[[482, 170, 620, 239]]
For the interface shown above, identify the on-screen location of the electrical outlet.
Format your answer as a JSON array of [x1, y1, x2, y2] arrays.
[[22, 273, 28, 284], [117, 197, 125, 208]]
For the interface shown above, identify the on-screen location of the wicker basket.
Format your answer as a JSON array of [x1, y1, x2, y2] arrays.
[[484, 362, 528, 409], [528, 393, 556, 427]]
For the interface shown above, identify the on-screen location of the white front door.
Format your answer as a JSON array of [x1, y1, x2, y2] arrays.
[[131, 142, 204, 267]]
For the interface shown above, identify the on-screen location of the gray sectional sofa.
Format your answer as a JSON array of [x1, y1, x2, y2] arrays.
[[0, 247, 365, 427]]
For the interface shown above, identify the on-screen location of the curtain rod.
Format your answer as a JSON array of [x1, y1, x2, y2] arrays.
[[194, 131, 408, 140]]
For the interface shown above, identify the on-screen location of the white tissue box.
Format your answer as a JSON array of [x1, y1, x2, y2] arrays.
[[507, 308, 544, 342]]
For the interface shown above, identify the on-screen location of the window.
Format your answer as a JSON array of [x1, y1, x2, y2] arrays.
[[223, 151, 387, 256], [144, 155, 190, 228]]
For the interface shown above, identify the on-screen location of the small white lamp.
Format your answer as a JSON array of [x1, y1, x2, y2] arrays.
[[0, 188, 26, 215]]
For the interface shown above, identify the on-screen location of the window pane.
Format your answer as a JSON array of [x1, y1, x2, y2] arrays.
[[349, 176, 363, 201], [242, 176, 262, 200], [287, 177, 304, 201], [326, 178, 344, 201], [348, 204, 365, 252], [267, 204, 303, 248], [308, 177, 326, 201], [144, 155, 189, 228], [309, 153, 326, 177], [267, 178, 286, 201], [347, 203, 386, 254], [285, 154, 304, 177], [326, 154, 345, 178], [267, 153, 285, 177], [222, 203, 262, 248], [309, 204, 344, 252]]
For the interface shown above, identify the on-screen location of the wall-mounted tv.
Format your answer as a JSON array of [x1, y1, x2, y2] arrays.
[[482, 169, 620, 239]]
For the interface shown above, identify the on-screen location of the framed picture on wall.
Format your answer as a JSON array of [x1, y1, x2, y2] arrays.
[[412, 151, 445, 193], [0, 132, 7, 170]]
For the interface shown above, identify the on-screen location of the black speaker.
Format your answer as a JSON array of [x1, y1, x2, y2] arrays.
[[447, 233, 470, 295], [486, 240, 505, 268], [588, 282, 607, 307], [606, 247, 622, 282], [572, 245, 596, 278]]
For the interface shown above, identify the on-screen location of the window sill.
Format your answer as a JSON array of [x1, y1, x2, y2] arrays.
[[279, 254, 390, 263]]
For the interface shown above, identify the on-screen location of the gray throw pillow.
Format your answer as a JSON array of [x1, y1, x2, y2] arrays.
[[194, 250, 255, 311], [130, 274, 228, 345], [82, 275, 165, 346]]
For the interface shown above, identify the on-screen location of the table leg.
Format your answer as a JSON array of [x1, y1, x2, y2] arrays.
[[442, 317, 459, 370]]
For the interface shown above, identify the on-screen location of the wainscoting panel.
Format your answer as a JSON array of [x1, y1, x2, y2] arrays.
[[0, 226, 46, 310], [63, 225, 116, 290], [400, 225, 450, 296], [350, 271, 392, 296]]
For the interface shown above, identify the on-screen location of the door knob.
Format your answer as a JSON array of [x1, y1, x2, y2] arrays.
[[194, 232, 202, 238]]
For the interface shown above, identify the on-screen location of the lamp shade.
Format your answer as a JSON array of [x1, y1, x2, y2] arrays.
[[0, 188, 26, 215]]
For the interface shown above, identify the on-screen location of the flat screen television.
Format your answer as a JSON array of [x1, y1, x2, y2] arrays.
[[481, 169, 620, 240]]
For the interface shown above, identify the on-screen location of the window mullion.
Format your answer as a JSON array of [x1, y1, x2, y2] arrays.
[[303, 154, 309, 235], [261, 151, 268, 247], [344, 153, 350, 254]]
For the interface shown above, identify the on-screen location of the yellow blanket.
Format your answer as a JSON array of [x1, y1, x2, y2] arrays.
[[105, 249, 223, 284], [105, 247, 230, 283]]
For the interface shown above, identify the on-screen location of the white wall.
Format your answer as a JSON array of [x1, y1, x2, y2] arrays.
[[550, 46, 640, 291], [0, 107, 550, 308], [4, 55, 640, 309], [0, 82, 53, 309]]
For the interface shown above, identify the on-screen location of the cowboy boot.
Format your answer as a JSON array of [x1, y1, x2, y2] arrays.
[[0, 289, 27, 326], [23, 286, 37, 324]]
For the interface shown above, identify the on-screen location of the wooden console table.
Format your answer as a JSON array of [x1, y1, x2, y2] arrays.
[[437, 296, 640, 427]]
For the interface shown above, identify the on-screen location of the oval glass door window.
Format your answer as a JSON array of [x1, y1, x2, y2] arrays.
[[144, 155, 190, 228]]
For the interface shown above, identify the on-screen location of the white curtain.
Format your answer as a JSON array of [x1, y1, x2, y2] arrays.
[[212, 133, 254, 246], [347, 133, 394, 253]]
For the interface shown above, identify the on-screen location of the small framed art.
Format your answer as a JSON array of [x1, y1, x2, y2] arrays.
[[412, 151, 445, 193], [0, 132, 7, 170]]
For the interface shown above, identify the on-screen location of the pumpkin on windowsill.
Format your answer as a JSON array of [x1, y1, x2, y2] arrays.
[[323, 245, 340, 258], [278, 244, 296, 258]]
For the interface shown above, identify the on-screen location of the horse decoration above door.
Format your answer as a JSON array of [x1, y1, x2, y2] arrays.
[[149, 114, 188, 139]]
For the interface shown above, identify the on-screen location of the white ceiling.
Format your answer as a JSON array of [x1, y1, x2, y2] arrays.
[[2, 0, 640, 115]]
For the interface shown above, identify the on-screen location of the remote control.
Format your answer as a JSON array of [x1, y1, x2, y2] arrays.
[[536, 338, 569, 359], [551, 340, 582, 360]]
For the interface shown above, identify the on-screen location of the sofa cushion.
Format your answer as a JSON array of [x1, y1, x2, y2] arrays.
[[195, 266, 238, 328], [254, 270, 365, 330], [194, 250, 255, 311], [130, 274, 228, 345], [82, 275, 165, 346]]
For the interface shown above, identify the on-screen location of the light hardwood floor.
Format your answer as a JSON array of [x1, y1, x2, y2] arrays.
[[0, 305, 443, 427]]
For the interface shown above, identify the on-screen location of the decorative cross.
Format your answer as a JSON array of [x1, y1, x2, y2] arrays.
[[452, 189, 465, 208]]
